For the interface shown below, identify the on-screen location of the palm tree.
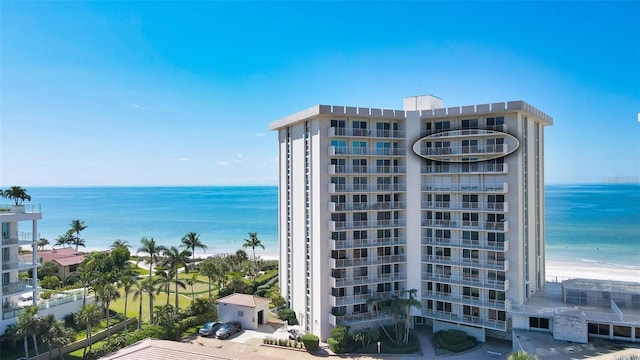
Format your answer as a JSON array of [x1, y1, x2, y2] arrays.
[[137, 237, 166, 317], [95, 283, 120, 344], [132, 279, 145, 329], [133, 278, 157, 325], [44, 321, 72, 360], [78, 303, 101, 359], [2, 186, 31, 205], [508, 351, 538, 360], [185, 273, 198, 299], [38, 237, 49, 250], [155, 268, 173, 305], [111, 239, 130, 249], [242, 232, 264, 261], [118, 271, 137, 335], [55, 230, 75, 248], [137, 237, 166, 279], [16, 305, 40, 359], [199, 259, 216, 298], [69, 220, 87, 251], [181, 232, 207, 260], [163, 246, 191, 312]]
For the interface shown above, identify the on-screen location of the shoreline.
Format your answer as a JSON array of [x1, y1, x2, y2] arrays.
[[38, 247, 640, 284], [546, 259, 640, 283]]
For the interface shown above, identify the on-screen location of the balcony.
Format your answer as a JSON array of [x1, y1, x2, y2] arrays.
[[2, 279, 39, 296], [375, 183, 406, 192], [328, 127, 405, 139], [329, 146, 406, 157], [421, 256, 509, 271], [421, 219, 456, 228], [421, 201, 451, 209], [330, 254, 407, 268], [2, 261, 38, 271], [421, 183, 508, 193], [2, 232, 39, 247], [328, 165, 406, 174], [420, 144, 508, 157], [421, 293, 512, 311], [330, 271, 407, 288], [330, 236, 407, 251], [459, 220, 509, 232], [421, 273, 510, 291], [329, 293, 372, 307], [328, 311, 389, 327], [0, 204, 41, 214], [421, 309, 506, 331], [421, 163, 508, 174]]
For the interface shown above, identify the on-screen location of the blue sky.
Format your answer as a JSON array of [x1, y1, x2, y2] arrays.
[[1, 1, 638, 186]]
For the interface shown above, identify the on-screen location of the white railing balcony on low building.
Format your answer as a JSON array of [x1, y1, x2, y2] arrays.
[[330, 238, 369, 250], [2, 261, 38, 271], [328, 311, 388, 327], [421, 309, 507, 331], [2, 279, 39, 296], [0, 204, 42, 214], [329, 293, 372, 307]]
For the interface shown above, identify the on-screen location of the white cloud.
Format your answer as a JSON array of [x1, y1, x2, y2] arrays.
[[217, 161, 231, 166]]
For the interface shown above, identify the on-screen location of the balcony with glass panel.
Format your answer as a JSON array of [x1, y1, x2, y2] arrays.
[[330, 254, 407, 268]]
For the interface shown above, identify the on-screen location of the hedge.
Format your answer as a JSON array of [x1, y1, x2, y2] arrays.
[[301, 334, 319, 351]]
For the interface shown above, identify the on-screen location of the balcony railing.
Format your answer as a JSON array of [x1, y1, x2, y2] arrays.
[[421, 163, 508, 174], [421, 219, 456, 228], [420, 309, 506, 331], [329, 165, 406, 174], [421, 293, 512, 311], [330, 201, 406, 212], [421, 183, 508, 193], [330, 271, 407, 287], [2, 279, 39, 295], [420, 144, 507, 157], [0, 204, 41, 214], [2, 261, 38, 271], [330, 254, 407, 268], [329, 219, 406, 231], [421, 256, 509, 271], [328, 311, 390, 327], [2, 232, 40, 246], [328, 127, 405, 139], [329, 146, 406, 156]]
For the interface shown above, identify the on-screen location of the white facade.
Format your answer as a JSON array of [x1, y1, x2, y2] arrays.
[[1, 204, 42, 334], [270, 95, 552, 341], [217, 293, 271, 331]]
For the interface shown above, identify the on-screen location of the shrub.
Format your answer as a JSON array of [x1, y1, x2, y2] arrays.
[[327, 337, 340, 352], [277, 307, 298, 325], [301, 334, 319, 351], [433, 330, 479, 354], [507, 350, 538, 360], [329, 325, 351, 353]]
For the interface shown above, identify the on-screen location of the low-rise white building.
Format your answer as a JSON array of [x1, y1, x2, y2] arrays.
[[217, 293, 271, 330]]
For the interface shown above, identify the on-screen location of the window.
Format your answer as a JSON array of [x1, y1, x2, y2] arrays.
[[332, 287, 346, 297], [352, 141, 367, 155], [529, 317, 550, 329], [486, 137, 504, 152], [588, 323, 610, 336], [435, 121, 450, 131], [462, 119, 478, 129], [331, 119, 346, 128], [352, 121, 368, 136], [353, 178, 368, 191], [353, 285, 368, 295], [461, 139, 478, 153], [353, 230, 367, 240], [462, 231, 479, 241], [353, 248, 368, 258], [352, 159, 367, 173], [463, 267, 479, 280], [237, 310, 244, 317], [486, 117, 504, 130], [463, 287, 480, 299], [488, 309, 506, 321], [353, 303, 368, 313], [377, 247, 391, 256]]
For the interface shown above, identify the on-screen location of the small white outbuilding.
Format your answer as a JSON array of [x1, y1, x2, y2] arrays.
[[216, 293, 271, 330]]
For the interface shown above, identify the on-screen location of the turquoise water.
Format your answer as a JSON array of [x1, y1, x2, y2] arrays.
[[10, 184, 640, 266], [21, 186, 279, 257], [545, 184, 639, 267]]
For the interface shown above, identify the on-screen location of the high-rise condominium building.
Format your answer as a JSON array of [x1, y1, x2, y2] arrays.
[[270, 95, 552, 341], [1, 203, 41, 334]]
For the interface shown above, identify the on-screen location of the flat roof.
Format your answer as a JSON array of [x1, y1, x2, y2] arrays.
[[269, 100, 553, 130]]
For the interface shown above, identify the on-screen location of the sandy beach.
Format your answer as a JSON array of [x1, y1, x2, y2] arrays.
[[546, 259, 640, 283]]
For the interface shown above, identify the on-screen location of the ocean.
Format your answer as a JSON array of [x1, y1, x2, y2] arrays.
[[10, 184, 640, 266]]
